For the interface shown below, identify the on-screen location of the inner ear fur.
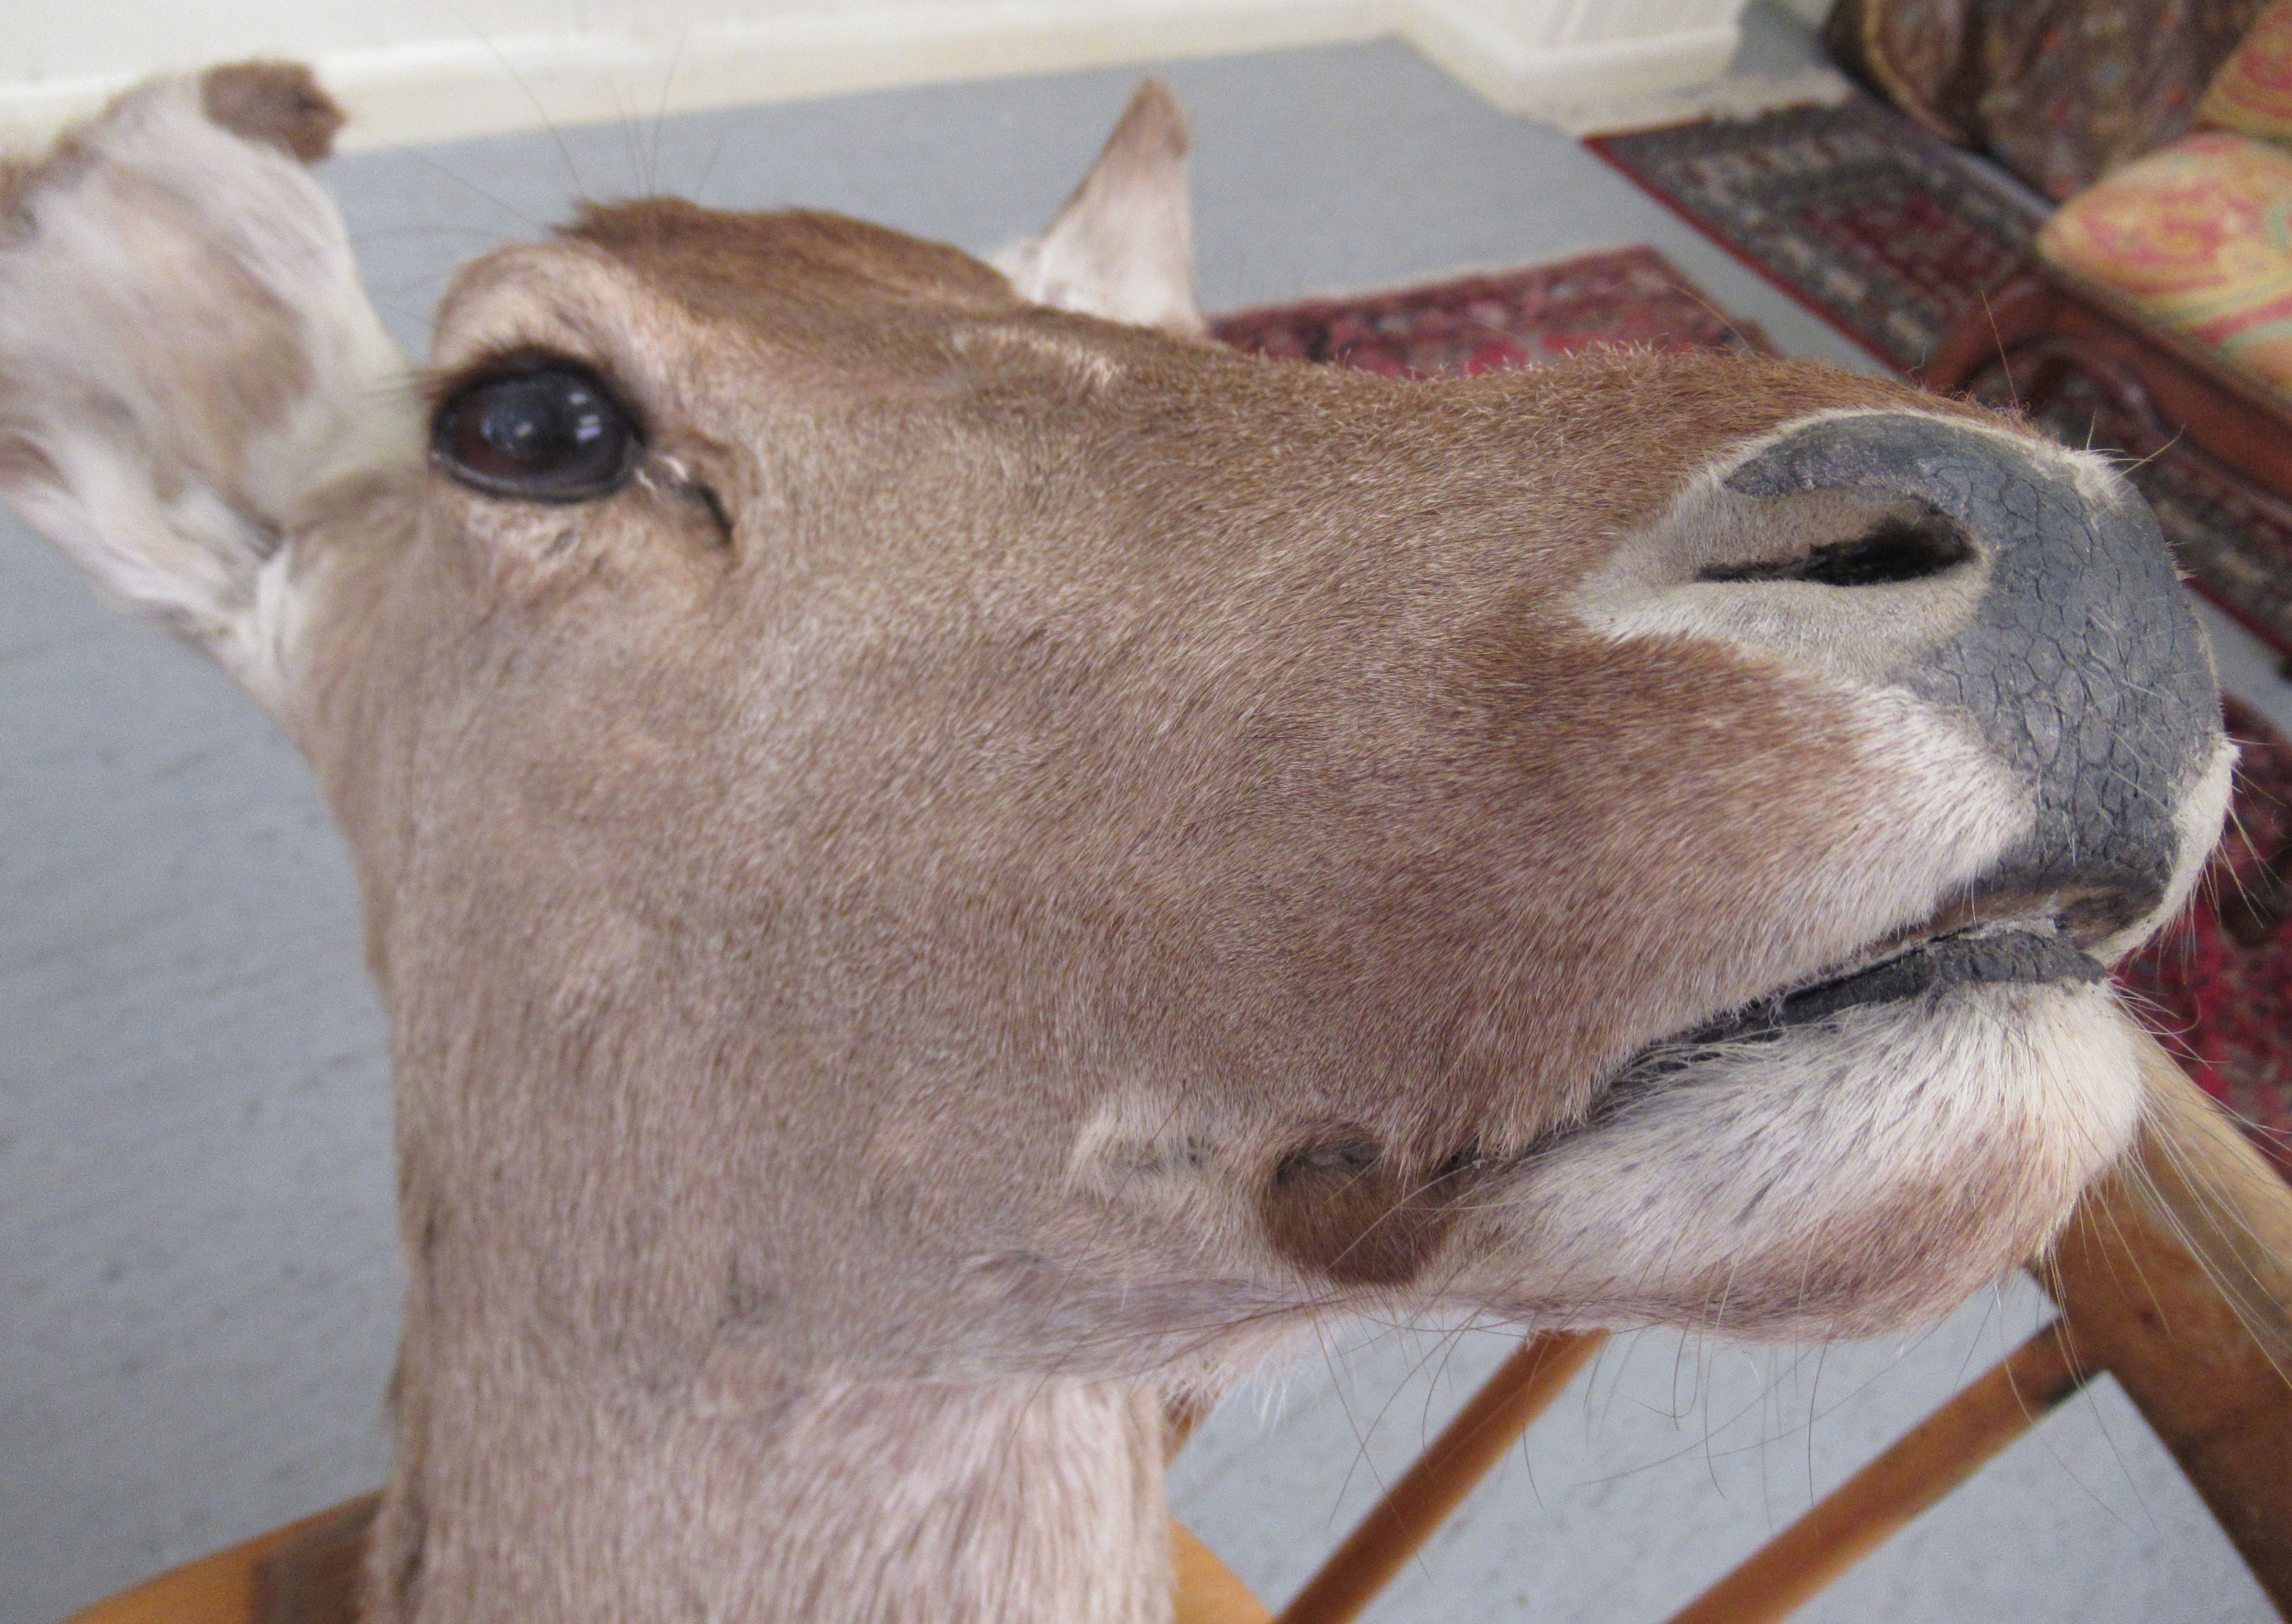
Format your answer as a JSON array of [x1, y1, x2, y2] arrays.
[[0, 62, 414, 704], [991, 79, 1209, 339]]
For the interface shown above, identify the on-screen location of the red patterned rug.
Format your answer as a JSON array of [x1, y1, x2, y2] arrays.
[[1584, 98, 2043, 375], [1211, 245, 1768, 373], [1216, 257, 2292, 1170]]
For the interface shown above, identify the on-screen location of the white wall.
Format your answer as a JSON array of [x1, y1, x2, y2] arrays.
[[1410, 0, 1744, 112], [3, 0, 1751, 149]]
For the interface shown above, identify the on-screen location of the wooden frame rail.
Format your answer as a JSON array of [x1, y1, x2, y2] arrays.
[[1662, 1321, 2092, 1624], [1276, 1330, 1607, 1624]]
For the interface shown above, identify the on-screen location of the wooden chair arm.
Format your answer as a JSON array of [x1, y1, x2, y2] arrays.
[[62, 1495, 1272, 1624], [2044, 1031, 2292, 1610], [62, 1496, 375, 1624], [1175, 1524, 1273, 1624]]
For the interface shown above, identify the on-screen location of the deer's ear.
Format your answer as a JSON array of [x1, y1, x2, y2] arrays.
[[992, 80, 1208, 339], [0, 62, 417, 710]]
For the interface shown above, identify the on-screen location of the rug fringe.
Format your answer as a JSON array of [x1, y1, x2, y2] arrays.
[[1550, 67, 1854, 139]]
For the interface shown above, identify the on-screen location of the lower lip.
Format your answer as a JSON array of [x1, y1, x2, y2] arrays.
[[1635, 928, 2105, 1068]]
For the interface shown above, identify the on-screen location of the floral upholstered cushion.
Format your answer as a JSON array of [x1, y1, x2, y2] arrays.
[[2038, 129, 2292, 394], [2200, 0, 2292, 140]]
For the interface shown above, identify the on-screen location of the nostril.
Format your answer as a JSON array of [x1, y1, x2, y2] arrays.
[[1700, 516, 1975, 589]]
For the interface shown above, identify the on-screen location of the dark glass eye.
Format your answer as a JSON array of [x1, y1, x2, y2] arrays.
[[431, 364, 639, 501]]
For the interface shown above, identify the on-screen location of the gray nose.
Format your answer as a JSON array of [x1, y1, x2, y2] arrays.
[[1725, 412, 2220, 941]]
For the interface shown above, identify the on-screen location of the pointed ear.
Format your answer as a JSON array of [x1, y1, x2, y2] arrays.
[[991, 80, 1208, 339], [0, 62, 417, 710]]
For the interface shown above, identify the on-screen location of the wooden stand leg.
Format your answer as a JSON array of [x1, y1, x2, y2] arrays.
[[1660, 1323, 2092, 1624], [1274, 1329, 1606, 1624]]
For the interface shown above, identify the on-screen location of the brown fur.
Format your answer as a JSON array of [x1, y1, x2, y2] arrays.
[[0, 70, 2225, 1624], [293, 261, 2046, 1617]]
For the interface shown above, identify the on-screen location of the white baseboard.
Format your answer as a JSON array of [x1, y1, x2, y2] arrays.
[[1404, 12, 1740, 116], [0, 0, 1745, 154]]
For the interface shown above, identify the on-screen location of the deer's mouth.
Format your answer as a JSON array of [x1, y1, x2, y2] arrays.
[[1614, 905, 2110, 1093], [1694, 924, 2101, 1045]]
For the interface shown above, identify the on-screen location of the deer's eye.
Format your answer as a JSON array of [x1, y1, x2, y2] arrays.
[[432, 364, 639, 502]]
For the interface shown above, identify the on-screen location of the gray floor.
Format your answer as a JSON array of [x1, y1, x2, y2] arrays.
[[2, 10, 2283, 1621]]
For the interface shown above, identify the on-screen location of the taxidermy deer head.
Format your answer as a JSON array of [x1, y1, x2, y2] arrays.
[[0, 62, 2230, 1624]]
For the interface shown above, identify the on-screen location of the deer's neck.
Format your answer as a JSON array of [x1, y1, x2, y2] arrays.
[[370, 1350, 1176, 1624]]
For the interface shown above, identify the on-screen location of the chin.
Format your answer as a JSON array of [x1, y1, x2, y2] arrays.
[[1455, 975, 2147, 1342]]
